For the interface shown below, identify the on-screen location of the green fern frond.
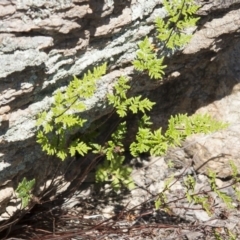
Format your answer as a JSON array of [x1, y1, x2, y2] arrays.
[[36, 63, 107, 160], [16, 178, 36, 208]]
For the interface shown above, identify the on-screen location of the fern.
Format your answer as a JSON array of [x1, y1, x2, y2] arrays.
[[69, 140, 91, 157], [94, 121, 135, 191], [165, 113, 229, 146], [155, 175, 174, 210], [156, 0, 200, 49], [184, 174, 212, 215], [36, 63, 107, 160], [35, 0, 229, 199], [16, 177, 35, 208], [107, 76, 155, 117], [208, 169, 234, 209], [133, 0, 200, 80], [133, 37, 167, 79], [130, 113, 228, 157]]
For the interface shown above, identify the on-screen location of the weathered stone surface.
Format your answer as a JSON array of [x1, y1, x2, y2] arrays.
[[166, 129, 240, 179], [0, 0, 240, 233]]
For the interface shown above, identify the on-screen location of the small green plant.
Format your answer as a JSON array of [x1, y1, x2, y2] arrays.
[[155, 175, 174, 210], [208, 169, 234, 209], [93, 121, 135, 191], [130, 113, 227, 157], [184, 174, 212, 215], [36, 0, 228, 192], [133, 36, 167, 79], [133, 0, 200, 79], [166, 159, 174, 168], [16, 177, 35, 208], [36, 63, 107, 160], [107, 76, 155, 117], [155, 0, 200, 50]]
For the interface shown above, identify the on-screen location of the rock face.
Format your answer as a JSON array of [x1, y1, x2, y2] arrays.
[[0, 0, 240, 231]]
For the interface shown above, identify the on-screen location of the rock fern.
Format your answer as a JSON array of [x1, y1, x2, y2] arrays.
[[36, 63, 107, 160], [36, 0, 227, 192], [133, 0, 200, 79], [16, 177, 35, 208]]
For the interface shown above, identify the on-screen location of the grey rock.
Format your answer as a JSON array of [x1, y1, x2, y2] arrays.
[[185, 231, 204, 240]]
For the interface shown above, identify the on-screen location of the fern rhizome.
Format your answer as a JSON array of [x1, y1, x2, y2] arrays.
[[36, 0, 227, 192]]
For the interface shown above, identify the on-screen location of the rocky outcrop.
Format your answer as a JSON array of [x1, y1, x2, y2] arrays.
[[0, 0, 240, 232]]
